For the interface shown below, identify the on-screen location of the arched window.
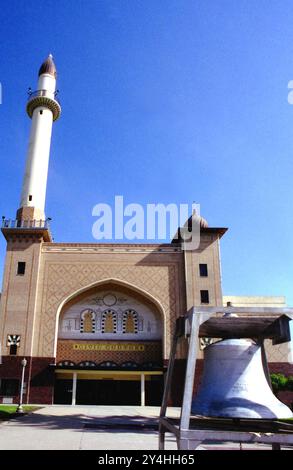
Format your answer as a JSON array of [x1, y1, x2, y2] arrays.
[[122, 309, 138, 334], [80, 309, 95, 333], [57, 361, 76, 368], [98, 361, 118, 369], [101, 309, 117, 333], [78, 361, 97, 368]]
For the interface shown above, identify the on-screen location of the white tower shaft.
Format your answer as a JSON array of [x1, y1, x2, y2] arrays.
[[20, 78, 55, 216], [17, 55, 61, 222]]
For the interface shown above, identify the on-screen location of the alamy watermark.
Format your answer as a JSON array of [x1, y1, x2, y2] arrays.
[[288, 80, 293, 104], [92, 196, 202, 250]]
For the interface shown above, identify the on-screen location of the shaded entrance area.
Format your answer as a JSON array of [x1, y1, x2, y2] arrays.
[[54, 370, 164, 406], [79, 380, 140, 405]]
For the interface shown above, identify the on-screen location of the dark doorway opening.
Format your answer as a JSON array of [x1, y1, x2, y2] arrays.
[[76, 380, 140, 405], [54, 375, 164, 405], [146, 376, 164, 406], [54, 379, 73, 404]]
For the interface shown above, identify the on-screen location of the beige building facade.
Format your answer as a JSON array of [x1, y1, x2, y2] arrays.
[[0, 226, 225, 405]]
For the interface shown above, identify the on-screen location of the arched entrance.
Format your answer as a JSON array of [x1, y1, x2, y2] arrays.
[[54, 281, 164, 405]]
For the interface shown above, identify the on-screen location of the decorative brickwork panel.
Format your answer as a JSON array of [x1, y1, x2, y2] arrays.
[[40, 263, 178, 358], [56, 340, 162, 365], [264, 340, 291, 363]]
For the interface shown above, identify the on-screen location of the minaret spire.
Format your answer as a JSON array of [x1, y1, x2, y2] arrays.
[[16, 54, 61, 222], [38, 54, 57, 78]]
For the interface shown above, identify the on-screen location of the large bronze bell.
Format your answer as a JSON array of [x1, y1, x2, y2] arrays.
[[191, 339, 293, 419]]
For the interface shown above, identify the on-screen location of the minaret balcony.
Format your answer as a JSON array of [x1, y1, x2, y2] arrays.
[[26, 89, 61, 121], [1, 218, 52, 242]]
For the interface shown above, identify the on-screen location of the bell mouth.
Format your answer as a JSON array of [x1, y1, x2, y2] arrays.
[[211, 339, 256, 347], [191, 399, 293, 419]]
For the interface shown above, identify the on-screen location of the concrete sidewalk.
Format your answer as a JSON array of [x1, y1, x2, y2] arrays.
[[0, 405, 291, 450], [0, 405, 178, 450]]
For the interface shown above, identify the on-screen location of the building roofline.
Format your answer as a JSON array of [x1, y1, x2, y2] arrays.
[[171, 226, 228, 243], [42, 242, 180, 248]]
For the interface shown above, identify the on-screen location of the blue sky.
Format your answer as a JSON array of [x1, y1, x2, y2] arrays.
[[1, 1, 293, 305]]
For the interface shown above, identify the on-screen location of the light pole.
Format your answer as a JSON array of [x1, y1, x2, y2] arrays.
[[16, 358, 27, 413]]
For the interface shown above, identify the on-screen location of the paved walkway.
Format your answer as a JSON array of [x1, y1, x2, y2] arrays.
[[0, 405, 291, 450], [0, 405, 179, 450]]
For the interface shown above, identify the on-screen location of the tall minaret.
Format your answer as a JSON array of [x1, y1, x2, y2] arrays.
[[16, 54, 61, 222]]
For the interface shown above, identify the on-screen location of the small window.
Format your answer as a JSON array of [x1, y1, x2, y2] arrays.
[[200, 290, 209, 304], [122, 309, 138, 334], [9, 344, 17, 356], [0, 379, 19, 396], [17, 262, 26, 276], [101, 309, 117, 333], [80, 309, 95, 333], [29, 195, 32, 201], [39, 110, 43, 115], [199, 264, 208, 277]]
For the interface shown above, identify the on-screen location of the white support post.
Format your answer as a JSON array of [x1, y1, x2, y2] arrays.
[[180, 311, 201, 430], [141, 373, 145, 406], [72, 372, 77, 406]]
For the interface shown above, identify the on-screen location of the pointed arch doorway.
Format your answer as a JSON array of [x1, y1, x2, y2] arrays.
[[54, 281, 164, 405]]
